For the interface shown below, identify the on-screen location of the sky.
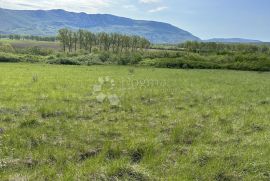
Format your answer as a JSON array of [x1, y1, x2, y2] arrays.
[[0, 0, 270, 41]]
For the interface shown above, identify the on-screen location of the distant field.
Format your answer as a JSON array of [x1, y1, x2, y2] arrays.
[[0, 63, 269, 180], [0, 39, 60, 49], [0, 39, 174, 52]]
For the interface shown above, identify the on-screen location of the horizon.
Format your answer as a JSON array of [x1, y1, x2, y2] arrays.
[[0, 7, 266, 42], [0, 1, 270, 180], [0, 0, 269, 42]]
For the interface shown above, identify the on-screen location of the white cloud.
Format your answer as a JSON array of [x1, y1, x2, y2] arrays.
[[139, 0, 160, 4], [0, 0, 169, 15], [148, 6, 168, 13], [122, 4, 137, 11], [0, 0, 113, 13]]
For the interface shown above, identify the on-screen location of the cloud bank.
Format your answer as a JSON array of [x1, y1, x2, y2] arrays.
[[0, 0, 112, 13]]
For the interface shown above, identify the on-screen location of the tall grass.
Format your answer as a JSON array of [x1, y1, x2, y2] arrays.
[[0, 64, 269, 180]]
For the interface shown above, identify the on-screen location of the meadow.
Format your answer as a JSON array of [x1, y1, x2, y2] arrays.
[[0, 39, 60, 50], [0, 63, 269, 180], [1, 37, 270, 71]]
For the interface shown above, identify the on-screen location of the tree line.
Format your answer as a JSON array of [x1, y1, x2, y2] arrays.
[[0, 34, 57, 42], [57, 28, 151, 53], [179, 41, 270, 54]]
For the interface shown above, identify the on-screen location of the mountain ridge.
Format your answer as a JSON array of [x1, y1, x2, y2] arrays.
[[0, 8, 200, 44], [204, 38, 262, 43]]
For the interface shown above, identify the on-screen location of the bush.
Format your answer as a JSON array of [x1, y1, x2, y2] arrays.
[[130, 53, 143, 64], [143, 51, 182, 59], [0, 43, 15, 53], [99, 52, 110, 62], [117, 55, 129, 65], [46, 54, 104, 66], [142, 54, 270, 71], [22, 55, 42, 63], [0, 52, 21, 62], [116, 53, 143, 65], [75, 54, 103, 65], [1, 42, 269, 71], [66, 52, 79, 57], [139, 59, 157, 66], [47, 57, 81, 65]]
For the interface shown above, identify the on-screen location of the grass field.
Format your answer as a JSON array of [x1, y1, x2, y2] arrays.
[[0, 39, 175, 52], [0, 63, 269, 180], [0, 39, 60, 50]]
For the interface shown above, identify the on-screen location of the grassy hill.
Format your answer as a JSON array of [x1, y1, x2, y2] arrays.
[[0, 63, 269, 180]]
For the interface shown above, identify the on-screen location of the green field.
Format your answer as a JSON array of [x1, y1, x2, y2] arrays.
[[0, 39, 60, 50], [0, 63, 269, 180]]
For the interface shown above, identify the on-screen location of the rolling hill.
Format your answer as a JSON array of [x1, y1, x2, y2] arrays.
[[0, 8, 200, 44]]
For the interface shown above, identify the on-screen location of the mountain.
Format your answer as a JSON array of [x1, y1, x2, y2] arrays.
[[204, 38, 262, 43], [0, 8, 200, 44]]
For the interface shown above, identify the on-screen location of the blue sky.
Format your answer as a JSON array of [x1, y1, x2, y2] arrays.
[[0, 0, 269, 41]]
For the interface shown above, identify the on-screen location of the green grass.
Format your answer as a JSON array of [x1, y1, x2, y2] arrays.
[[0, 39, 60, 49], [0, 63, 269, 180]]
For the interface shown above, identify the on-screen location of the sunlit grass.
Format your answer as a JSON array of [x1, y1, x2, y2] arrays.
[[0, 63, 269, 180]]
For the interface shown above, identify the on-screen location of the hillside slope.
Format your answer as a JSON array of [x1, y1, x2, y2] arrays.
[[0, 8, 200, 44], [204, 38, 262, 43]]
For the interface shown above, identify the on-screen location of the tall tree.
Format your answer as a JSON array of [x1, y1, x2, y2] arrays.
[[57, 28, 151, 53], [58, 28, 69, 52], [67, 30, 73, 52], [73, 32, 78, 52]]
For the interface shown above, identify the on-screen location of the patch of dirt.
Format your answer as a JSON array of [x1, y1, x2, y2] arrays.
[[110, 166, 150, 181], [79, 148, 102, 161], [130, 148, 144, 163], [20, 119, 40, 128], [0, 128, 4, 134]]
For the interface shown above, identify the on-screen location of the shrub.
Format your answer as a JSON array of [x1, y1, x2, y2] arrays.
[[46, 54, 104, 66], [47, 57, 81, 65], [75, 54, 103, 65], [143, 51, 182, 59], [66, 52, 79, 57], [142, 54, 270, 71], [117, 55, 129, 65], [139, 59, 158, 66], [99, 52, 110, 62], [0, 43, 15, 53], [130, 53, 143, 64], [116, 53, 143, 65], [22, 55, 42, 63], [0, 52, 21, 62]]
